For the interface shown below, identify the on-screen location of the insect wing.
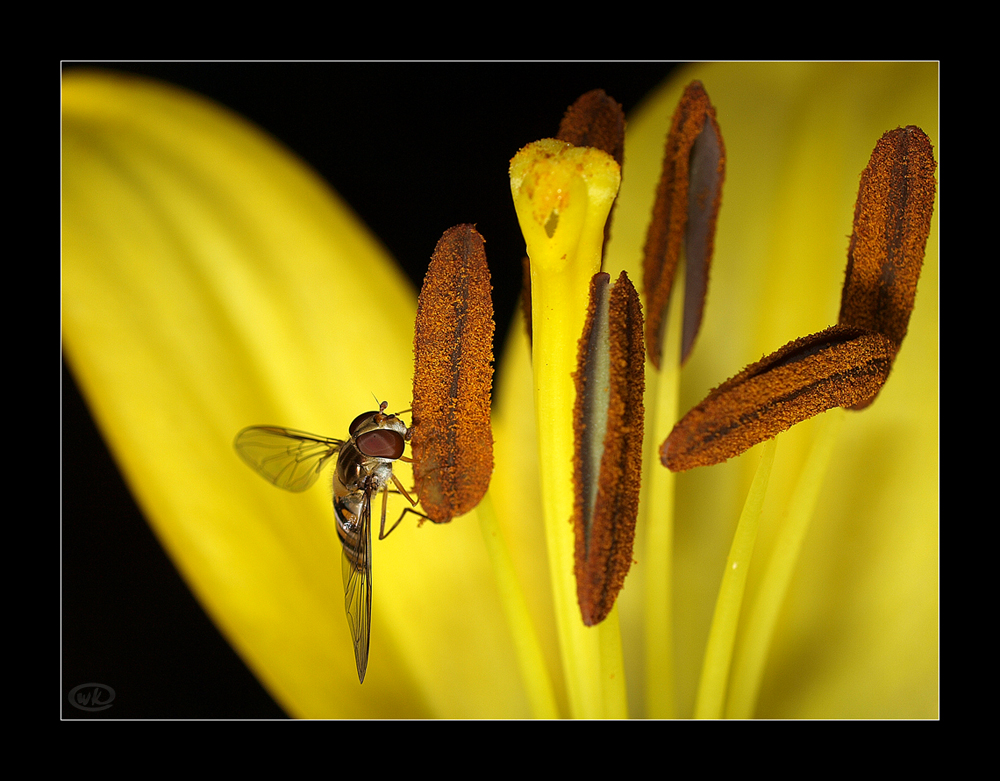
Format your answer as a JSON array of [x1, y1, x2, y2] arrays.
[[341, 490, 373, 683], [234, 427, 343, 492]]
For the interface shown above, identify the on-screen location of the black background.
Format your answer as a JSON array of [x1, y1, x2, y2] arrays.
[[61, 61, 682, 718]]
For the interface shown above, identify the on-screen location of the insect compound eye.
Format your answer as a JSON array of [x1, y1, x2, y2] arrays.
[[348, 411, 380, 438], [356, 428, 406, 460]]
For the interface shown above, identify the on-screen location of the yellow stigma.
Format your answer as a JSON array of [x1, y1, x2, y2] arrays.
[[509, 138, 623, 718], [510, 139, 621, 274]]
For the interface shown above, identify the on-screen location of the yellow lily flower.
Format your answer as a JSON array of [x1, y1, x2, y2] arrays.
[[63, 62, 937, 719]]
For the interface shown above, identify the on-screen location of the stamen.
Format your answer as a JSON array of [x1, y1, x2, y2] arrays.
[[661, 326, 894, 471], [411, 224, 495, 522], [556, 89, 626, 168], [572, 271, 645, 625], [642, 81, 725, 367], [662, 124, 935, 471], [839, 126, 937, 408]]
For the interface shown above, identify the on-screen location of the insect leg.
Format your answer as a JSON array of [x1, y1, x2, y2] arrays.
[[381, 506, 435, 539], [378, 482, 390, 540], [390, 473, 419, 506]]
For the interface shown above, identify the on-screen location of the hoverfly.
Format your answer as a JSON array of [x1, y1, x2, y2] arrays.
[[234, 402, 420, 683]]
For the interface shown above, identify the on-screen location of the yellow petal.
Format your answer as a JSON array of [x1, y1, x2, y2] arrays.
[[63, 71, 527, 717]]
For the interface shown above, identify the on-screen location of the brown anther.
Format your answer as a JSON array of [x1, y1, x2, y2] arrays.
[[838, 126, 936, 408], [572, 271, 645, 625], [558, 90, 625, 259], [411, 224, 495, 523], [642, 80, 725, 368], [662, 124, 936, 470], [556, 88, 626, 169], [662, 326, 895, 471]]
